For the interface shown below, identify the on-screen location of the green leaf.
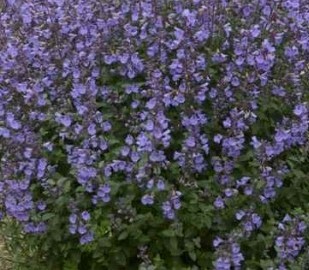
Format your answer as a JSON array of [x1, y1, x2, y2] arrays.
[[42, 213, 55, 221], [189, 251, 196, 261], [118, 230, 129, 241], [161, 229, 175, 237], [63, 260, 78, 270], [169, 237, 178, 253]]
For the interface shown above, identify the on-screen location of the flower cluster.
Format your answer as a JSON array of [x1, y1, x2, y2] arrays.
[[213, 236, 244, 270], [69, 211, 94, 245], [236, 210, 262, 235], [0, 0, 308, 268], [275, 215, 307, 269]]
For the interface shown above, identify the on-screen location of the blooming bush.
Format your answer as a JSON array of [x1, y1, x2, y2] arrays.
[[0, 0, 309, 269]]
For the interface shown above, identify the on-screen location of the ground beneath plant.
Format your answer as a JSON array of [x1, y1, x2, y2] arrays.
[[0, 237, 11, 270]]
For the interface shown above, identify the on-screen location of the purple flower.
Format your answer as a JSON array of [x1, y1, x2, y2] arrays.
[[214, 197, 225, 209], [250, 26, 261, 38], [37, 201, 46, 211], [69, 214, 78, 224], [119, 53, 130, 64], [141, 194, 154, 205], [59, 115, 72, 127], [147, 179, 154, 189], [0, 127, 10, 138], [144, 120, 154, 131], [130, 151, 140, 162], [125, 84, 139, 94], [104, 55, 116, 65], [78, 225, 87, 235], [102, 184, 111, 194], [223, 118, 232, 128], [171, 194, 181, 209], [8, 118, 21, 130], [185, 136, 196, 148], [262, 5, 271, 16], [125, 135, 134, 145], [156, 179, 165, 190], [293, 104, 307, 116], [194, 28, 209, 42], [214, 134, 223, 144], [69, 224, 77, 234], [149, 151, 165, 162], [214, 257, 231, 270], [80, 232, 94, 245], [81, 211, 90, 221], [121, 146, 130, 157], [252, 214, 262, 227], [236, 210, 245, 220], [213, 237, 223, 248], [146, 98, 156, 110], [102, 121, 112, 132], [87, 123, 96, 135], [251, 136, 262, 149]]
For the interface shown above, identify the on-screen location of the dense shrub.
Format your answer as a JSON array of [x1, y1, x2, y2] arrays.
[[0, 0, 309, 269]]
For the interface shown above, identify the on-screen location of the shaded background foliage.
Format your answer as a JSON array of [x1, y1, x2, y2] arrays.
[[0, 0, 309, 269]]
